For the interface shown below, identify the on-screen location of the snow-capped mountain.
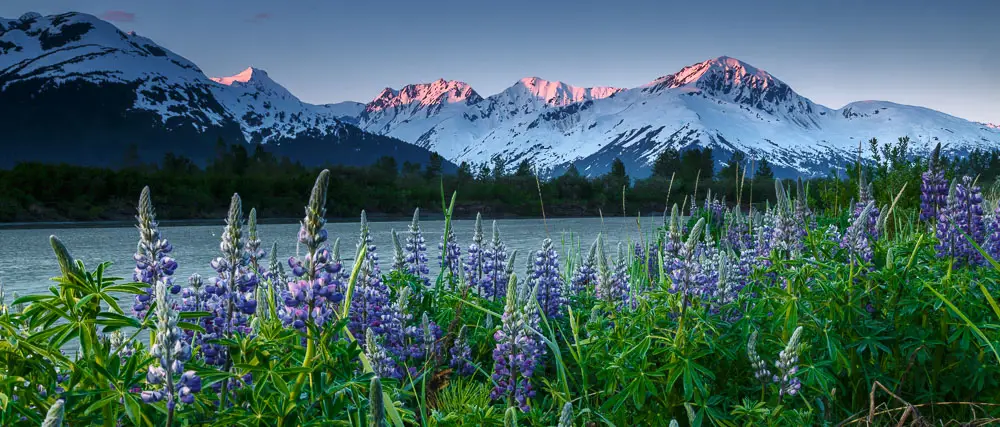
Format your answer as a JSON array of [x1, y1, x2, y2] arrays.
[[351, 56, 1000, 177], [3, 11, 997, 176], [0, 11, 449, 168]]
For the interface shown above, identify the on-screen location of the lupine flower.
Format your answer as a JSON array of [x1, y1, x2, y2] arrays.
[[491, 276, 545, 412], [141, 265, 202, 415], [439, 227, 462, 283], [840, 201, 876, 264], [280, 173, 344, 334], [405, 208, 430, 284], [668, 218, 711, 299], [449, 325, 475, 376], [349, 257, 406, 371], [773, 326, 804, 397], [365, 328, 397, 380], [645, 242, 660, 285], [633, 242, 645, 265], [246, 209, 268, 317], [465, 213, 486, 292], [664, 204, 684, 258], [987, 203, 1000, 261], [132, 187, 179, 319], [937, 176, 986, 265], [263, 242, 287, 316], [920, 143, 948, 222], [746, 330, 771, 384], [202, 194, 259, 366], [570, 238, 599, 295], [391, 229, 407, 273], [769, 181, 804, 257], [479, 221, 511, 301], [358, 210, 379, 266], [610, 243, 634, 308], [532, 238, 566, 317]]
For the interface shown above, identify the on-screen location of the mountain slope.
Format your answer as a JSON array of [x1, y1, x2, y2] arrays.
[[0, 12, 452, 169], [351, 56, 1000, 178]]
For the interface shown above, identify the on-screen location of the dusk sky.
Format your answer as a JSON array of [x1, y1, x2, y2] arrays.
[[3, 0, 998, 123]]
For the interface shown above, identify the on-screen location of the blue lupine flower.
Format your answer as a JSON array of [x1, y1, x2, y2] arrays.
[[920, 144, 948, 223], [491, 276, 545, 412], [840, 201, 875, 264], [405, 208, 430, 284], [773, 327, 804, 398], [439, 227, 463, 284], [570, 238, 599, 295], [936, 176, 985, 265], [201, 194, 258, 366], [479, 221, 510, 301], [465, 213, 486, 292], [132, 187, 179, 319], [141, 266, 201, 414], [450, 325, 475, 376], [532, 238, 566, 318]]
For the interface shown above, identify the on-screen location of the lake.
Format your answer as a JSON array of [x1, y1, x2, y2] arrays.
[[0, 216, 662, 299]]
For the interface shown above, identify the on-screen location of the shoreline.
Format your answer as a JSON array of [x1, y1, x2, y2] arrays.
[[0, 212, 656, 230]]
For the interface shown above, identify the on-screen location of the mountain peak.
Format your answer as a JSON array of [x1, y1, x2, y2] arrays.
[[511, 77, 621, 106], [366, 79, 482, 111], [211, 67, 269, 86], [647, 56, 779, 92]]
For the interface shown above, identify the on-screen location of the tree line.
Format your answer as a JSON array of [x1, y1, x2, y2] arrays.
[[0, 137, 993, 223]]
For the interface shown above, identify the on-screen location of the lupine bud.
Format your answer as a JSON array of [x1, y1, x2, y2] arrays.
[[369, 375, 386, 427], [391, 229, 407, 273], [41, 399, 64, 427], [50, 236, 79, 280], [504, 406, 517, 427], [557, 402, 573, 427], [747, 330, 771, 384]]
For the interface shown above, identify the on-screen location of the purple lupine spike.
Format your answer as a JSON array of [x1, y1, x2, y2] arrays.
[[668, 218, 716, 303], [439, 227, 462, 283], [937, 176, 985, 265], [405, 208, 430, 284], [773, 327, 804, 398], [610, 243, 633, 308], [465, 213, 486, 293], [920, 144, 948, 223], [201, 194, 259, 367], [840, 201, 876, 264], [570, 237, 599, 295], [132, 187, 179, 319], [490, 275, 545, 412], [365, 328, 397, 380], [348, 257, 393, 343], [479, 221, 510, 301], [450, 325, 475, 376], [141, 265, 201, 416], [532, 238, 566, 318]]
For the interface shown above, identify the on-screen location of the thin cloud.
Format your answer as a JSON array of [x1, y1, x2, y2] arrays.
[[100, 10, 135, 22], [247, 12, 272, 23]]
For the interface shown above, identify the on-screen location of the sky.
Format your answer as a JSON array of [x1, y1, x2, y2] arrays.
[[2, 0, 999, 123]]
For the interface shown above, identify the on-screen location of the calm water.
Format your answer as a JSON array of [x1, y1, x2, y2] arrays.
[[0, 216, 659, 298]]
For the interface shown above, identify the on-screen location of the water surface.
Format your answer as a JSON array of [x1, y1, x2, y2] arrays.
[[0, 216, 660, 298]]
